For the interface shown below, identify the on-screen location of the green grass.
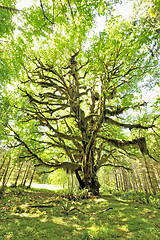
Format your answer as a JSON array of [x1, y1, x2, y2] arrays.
[[0, 187, 160, 240]]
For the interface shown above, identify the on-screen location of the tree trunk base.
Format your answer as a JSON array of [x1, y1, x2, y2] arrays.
[[85, 177, 100, 195]]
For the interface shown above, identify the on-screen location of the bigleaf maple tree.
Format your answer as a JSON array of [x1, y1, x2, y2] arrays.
[[1, 0, 159, 194]]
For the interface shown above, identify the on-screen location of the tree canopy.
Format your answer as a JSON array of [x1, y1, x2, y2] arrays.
[[0, 0, 160, 194]]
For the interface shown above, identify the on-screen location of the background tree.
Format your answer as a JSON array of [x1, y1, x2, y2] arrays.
[[130, 0, 160, 57], [0, 0, 21, 85]]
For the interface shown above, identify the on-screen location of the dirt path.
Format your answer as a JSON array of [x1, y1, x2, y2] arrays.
[[30, 183, 62, 191]]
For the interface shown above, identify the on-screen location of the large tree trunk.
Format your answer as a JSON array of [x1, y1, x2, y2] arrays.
[[82, 150, 100, 195], [75, 163, 100, 195]]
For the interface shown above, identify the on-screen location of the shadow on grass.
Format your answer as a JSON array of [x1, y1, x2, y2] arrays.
[[0, 214, 77, 240], [0, 188, 160, 240]]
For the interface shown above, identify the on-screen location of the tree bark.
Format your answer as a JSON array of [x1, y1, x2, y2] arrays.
[[148, 160, 159, 194], [0, 5, 21, 12], [0, 159, 7, 182], [5, 163, 15, 185], [22, 161, 32, 187], [143, 155, 157, 195], [121, 168, 129, 191], [14, 161, 24, 187], [2, 158, 11, 188], [82, 150, 100, 195], [131, 169, 139, 191], [114, 168, 119, 190], [28, 166, 36, 188], [135, 166, 143, 191], [0, 159, 6, 171], [75, 169, 85, 189], [120, 171, 124, 191], [21, 162, 28, 187]]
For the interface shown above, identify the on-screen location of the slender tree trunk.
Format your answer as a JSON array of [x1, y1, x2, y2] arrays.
[[122, 168, 129, 191], [128, 172, 133, 191], [22, 161, 32, 187], [0, 159, 7, 182], [135, 167, 143, 191], [0, 168, 6, 182], [154, 163, 160, 183], [28, 166, 36, 188], [114, 168, 119, 190], [120, 169, 125, 191], [71, 173, 74, 189], [141, 171, 150, 204], [75, 169, 85, 189], [143, 155, 156, 195], [2, 157, 11, 188], [116, 172, 121, 191], [5, 163, 15, 185], [21, 162, 28, 187], [148, 160, 159, 194], [0, 158, 6, 171], [145, 188, 150, 204], [14, 161, 24, 187], [67, 174, 70, 190], [154, 163, 160, 191], [118, 171, 124, 190], [131, 169, 138, 191], [141, 167, 151, 194]]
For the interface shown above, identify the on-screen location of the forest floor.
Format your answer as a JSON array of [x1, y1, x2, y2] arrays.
[[0, 187, 160, 240]]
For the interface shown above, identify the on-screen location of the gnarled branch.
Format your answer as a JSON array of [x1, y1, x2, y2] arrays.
[[105, 117, 154, 129]]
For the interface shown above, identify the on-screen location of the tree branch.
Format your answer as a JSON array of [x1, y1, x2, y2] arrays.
[[98, 135, 159, 162], [100, 163, 132, 171], [46, 130, 82, 142], [105, 117, 154, 129], [6, 124, 54, 167], [105, 102, 147, 116], [0, 5, 21, 12], [39, 0, 54, 24]]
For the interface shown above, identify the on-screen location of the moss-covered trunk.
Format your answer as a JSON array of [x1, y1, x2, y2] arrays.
[[82, 148, 100, 195]]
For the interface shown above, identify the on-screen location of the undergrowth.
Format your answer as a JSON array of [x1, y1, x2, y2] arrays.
[[0, 187, 160, 240]]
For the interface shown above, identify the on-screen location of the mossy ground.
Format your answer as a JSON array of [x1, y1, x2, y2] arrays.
[[0, 187, 160, 240]]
